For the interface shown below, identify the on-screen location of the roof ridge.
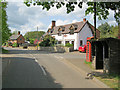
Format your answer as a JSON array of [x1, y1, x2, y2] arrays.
[[53, 20, 85, 28]]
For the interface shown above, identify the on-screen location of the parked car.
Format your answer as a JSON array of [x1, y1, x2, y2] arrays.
[[79, 45, 86, 53], [22, 42, 29, 49]]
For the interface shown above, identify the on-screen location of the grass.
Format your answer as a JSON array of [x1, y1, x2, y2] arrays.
[[84, 61, 120, 89], [2, 48, 9, 54], [95, 74, 120, 89], [84, 60, 93, 69]]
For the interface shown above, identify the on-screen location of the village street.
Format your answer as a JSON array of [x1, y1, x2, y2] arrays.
[[2, 47, 108, 88]]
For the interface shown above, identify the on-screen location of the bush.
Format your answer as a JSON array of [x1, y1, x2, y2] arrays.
[[29, 39, 35, 44], [39, 35, 57, 47], [12, 43, 18, 47], [65, 43, 73, 47]]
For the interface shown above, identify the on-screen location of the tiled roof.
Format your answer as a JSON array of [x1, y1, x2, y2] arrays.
[[10, 35, 20, 40], [50, 20, 100, 39], [51, 21, 86, 34]]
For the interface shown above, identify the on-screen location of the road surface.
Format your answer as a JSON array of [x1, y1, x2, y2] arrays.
[[2, 47, 106, 88]]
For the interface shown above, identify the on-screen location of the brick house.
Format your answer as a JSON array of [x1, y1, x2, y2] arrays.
[[9, 31, 25, 46], [47, 18, 100, 50]]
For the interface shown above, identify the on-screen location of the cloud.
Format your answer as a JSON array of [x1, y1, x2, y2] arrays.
[[6, 2, 117, 36]]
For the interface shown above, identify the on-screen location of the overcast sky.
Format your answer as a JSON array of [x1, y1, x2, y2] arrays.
[[6, 2, 117, 35]]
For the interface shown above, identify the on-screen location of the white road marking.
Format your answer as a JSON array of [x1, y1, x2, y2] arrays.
[[40, 66, 47, 76], [35, 59, 38, 62], [29, 52, 47, 76]]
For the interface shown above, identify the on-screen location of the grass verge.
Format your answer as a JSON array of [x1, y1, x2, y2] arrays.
[[84, 61, 120, 89], [95, 74, 120, 89], [84, 60, 93, 69]]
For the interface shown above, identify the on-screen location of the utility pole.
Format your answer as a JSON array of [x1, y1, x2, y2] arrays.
[[37, 26, 38, 50], [94, 2, 96, 39]]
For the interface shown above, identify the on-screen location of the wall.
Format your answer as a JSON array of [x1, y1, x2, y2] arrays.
[[39, 46, 73, 53], [109, 39, 120, 74], [27, 46, 37, 50], [52, 23, 93, 50], [52, 33, 77, 50], [78, 23, 93, 49], [17, 35, 25, 44]]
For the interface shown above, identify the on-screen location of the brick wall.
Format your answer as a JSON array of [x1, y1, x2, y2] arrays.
[[17, 35, 25, 44]]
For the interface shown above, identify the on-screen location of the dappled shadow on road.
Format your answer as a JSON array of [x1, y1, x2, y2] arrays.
[[2, 57, 63, 88]]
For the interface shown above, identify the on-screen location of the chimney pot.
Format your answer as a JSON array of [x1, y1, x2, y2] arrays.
[[83, 18, 86, 22], [51, 20, 56, 29], [18, 31, 20, 35]]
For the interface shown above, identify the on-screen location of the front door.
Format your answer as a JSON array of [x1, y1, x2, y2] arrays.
[[72, 41, 74, 49]]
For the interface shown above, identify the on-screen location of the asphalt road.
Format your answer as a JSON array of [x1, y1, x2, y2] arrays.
[[2, 47, 105, 88]]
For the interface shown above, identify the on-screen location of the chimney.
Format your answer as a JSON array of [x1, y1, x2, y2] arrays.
[[51, 20, 56, 29], [83, 18, 86, 22], [18, 31, 20, 35]]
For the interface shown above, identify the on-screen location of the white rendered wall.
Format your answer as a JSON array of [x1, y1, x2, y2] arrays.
[[52, 33, 78, 50], [52, 23, 93, 50]]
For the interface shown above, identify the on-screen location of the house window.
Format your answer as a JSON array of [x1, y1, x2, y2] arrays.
[[80, 40, 83, 46], [70, 30, 74, 34], [65, 41, 69, 44], [58, 41, 61, 44], [58, 31, 62, 36]]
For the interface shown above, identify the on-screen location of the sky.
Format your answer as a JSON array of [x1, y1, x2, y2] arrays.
[[6, 2, 118, 35]]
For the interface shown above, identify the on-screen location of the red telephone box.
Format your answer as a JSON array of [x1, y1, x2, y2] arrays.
[[86, 36, 94, 62]]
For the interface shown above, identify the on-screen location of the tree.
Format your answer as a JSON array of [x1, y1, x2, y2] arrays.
[[39, 35, 57, 47], [98, 22, 112, 38], [0, 2, 11, 45], [12, 31, 18, 35], [24, 1, 120, 39], [24, 31, 45, 41], [98, 22, 118, 38]]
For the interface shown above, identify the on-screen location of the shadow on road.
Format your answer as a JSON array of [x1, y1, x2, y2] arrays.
[[6, 49, 64, 55], [2, 57, 63, 88]]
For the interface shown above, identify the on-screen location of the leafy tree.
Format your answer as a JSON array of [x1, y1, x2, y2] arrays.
[[24, 31, 45, 41], [0, 2, 11, 45], [24, 1, 120, 39], [39, 35, 57, 47], [12, 31, 18, 35], [111, 25, 119, 38], [98, 22, 118, 38]]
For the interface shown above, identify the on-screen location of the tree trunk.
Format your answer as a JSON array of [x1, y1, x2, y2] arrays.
[[94, 2, 96, 39], [118, 22, 120, 39]]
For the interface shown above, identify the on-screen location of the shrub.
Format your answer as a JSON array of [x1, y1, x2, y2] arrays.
[[12, 43, 18, 47], [5, 42, 9, 47], [65, 43, 73, 47], [29, 39, 35, 44], [39, 35, 57, 47]]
